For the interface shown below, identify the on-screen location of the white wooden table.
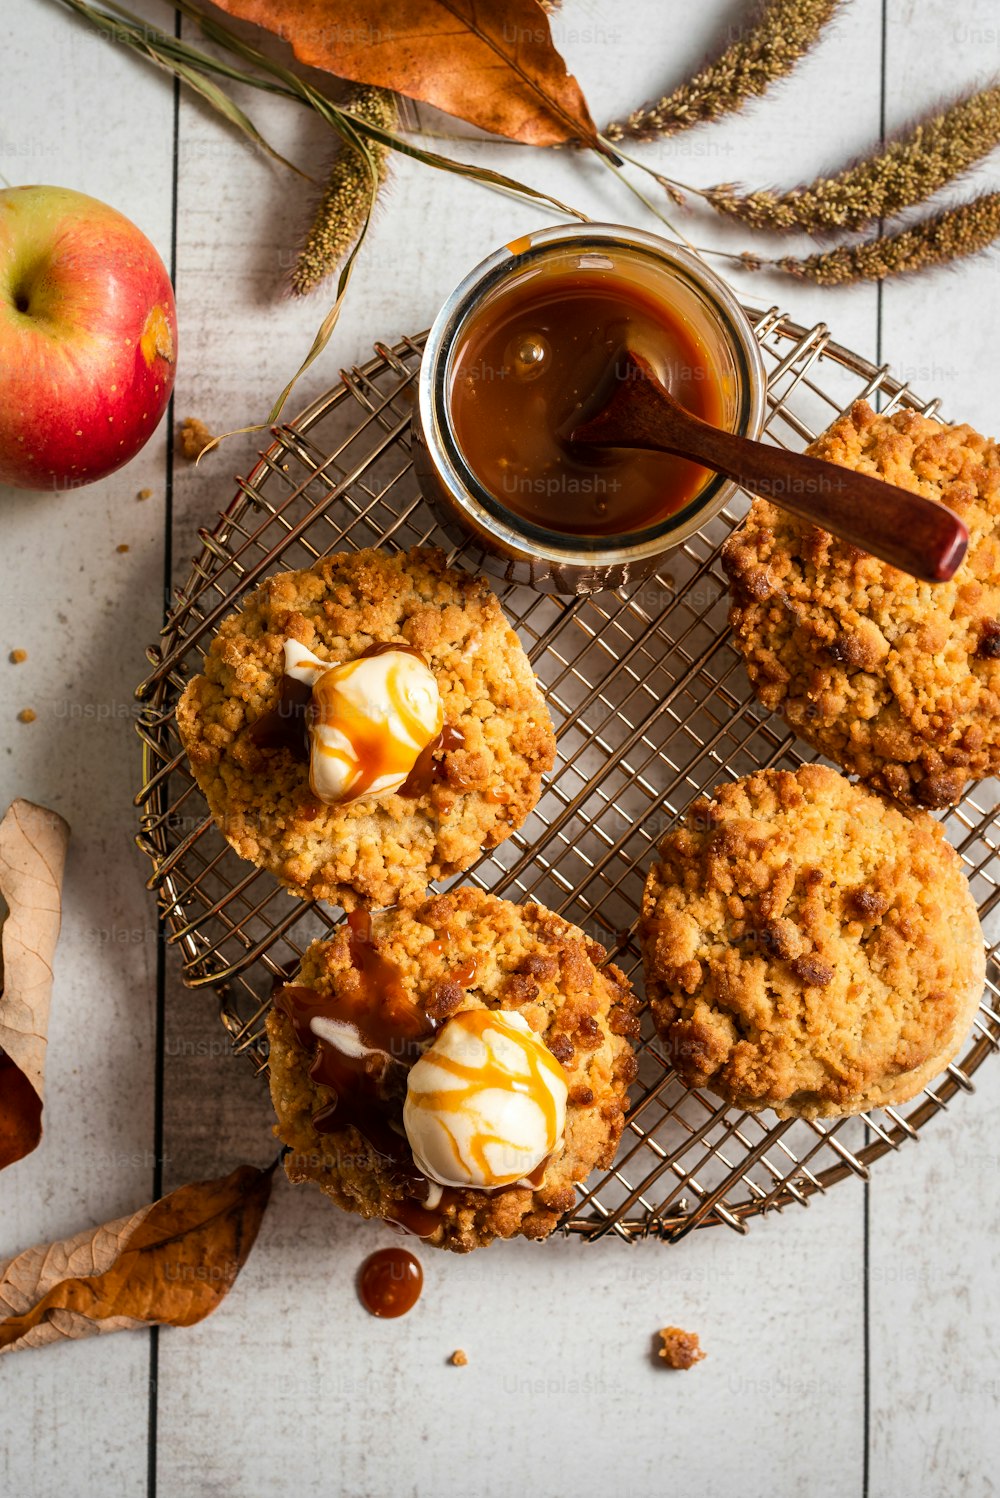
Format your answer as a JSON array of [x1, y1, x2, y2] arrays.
[[3, 2, 1000, 1493]]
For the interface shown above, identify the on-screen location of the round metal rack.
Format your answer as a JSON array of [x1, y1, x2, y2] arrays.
[[135, 307, 1000, 1242]]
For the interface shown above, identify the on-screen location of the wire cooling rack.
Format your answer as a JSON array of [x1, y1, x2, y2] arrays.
[[134, 305, 1000, 1243]]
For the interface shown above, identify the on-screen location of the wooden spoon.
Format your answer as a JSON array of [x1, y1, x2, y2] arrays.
[[568, 347, 968, 583]]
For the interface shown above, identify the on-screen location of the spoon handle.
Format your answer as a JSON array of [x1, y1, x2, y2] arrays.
[[570, 351, 969, 583], [674, 413, 968, 582]]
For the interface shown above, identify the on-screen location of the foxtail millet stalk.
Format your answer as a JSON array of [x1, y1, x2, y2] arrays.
[[741, 192, 1000, 283], [291, 86, 396, 296], [705, 85, 1000, 232], [605, 0, 843, 141]]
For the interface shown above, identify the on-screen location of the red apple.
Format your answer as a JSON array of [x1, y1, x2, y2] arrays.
[[0, 185, 177, 490]]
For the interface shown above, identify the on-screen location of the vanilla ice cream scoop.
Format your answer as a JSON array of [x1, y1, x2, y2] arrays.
[[403, 1009, 568, 1190], [282, 639, 443, 805]]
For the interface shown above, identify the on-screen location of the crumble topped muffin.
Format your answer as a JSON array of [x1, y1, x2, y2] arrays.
[[723, 400, 1000, 807], [266, 887, 640, 1253], [176, 546, 556, 908], [640, 765, 985, 1119]]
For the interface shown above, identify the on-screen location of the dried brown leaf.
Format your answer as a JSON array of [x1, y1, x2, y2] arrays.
[[0, 799, 70, 1171], [209, 0, 598, 146], [0, 1163, 275, 1353]]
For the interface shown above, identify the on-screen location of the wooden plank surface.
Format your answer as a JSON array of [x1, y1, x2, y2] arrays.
[[1, 1, 997, 1494]]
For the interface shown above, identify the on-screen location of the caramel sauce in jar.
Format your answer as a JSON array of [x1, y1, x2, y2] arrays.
[[449, 268, 724, 538], [358, 1247, 423, 1318]]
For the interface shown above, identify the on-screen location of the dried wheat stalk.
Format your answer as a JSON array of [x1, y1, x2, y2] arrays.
[[705, 85, 1000, 231], [291, 86, 395, 296], [605, 0, 842, 142], [740, 193, 1000, 283]]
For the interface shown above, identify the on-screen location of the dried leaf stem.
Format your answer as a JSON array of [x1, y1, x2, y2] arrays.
[[606, 0, 843, 142], [706, 85, 1000, 232]]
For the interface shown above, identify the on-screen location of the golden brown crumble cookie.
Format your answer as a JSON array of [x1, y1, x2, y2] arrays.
[[640, 765, 984, 1119], [266, 887, 640, 1253], [723, 400, 1000, 807], [176, 547, 556, 908]]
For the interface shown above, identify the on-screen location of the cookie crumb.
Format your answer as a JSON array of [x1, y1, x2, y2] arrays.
[[177, 416, 215, 461], [137, 488, 153, 501], [657, 1326, 704, 1370], [17, 708, 36, 724], [449, 1350, 468, 1367], [116, 544, 130, 554], [9, 649, 26, 664]]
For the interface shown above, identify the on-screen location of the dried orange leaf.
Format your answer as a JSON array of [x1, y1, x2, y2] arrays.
[[0, 1162, 275, 1353], [0, 798, 70, 1170], [210, 0, 598, 146]]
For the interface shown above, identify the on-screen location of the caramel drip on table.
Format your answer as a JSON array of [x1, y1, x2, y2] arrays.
[[357, 1247, 423, 1318]]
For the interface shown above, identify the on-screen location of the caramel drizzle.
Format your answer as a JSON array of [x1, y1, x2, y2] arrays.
[[275, 912, 433, 1173], [398, 723, 467, 798], [407, 1011, 564, 1185], [345, 909, 413, 1019], [247, 674, 311, 762], [446, 956, 479, 987]]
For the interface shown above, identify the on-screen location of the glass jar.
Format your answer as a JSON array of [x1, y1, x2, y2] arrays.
[[414, 223, 766, 595]]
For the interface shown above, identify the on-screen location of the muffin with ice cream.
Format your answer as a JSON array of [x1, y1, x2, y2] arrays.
[[265, 887, 640, 1252], [176, 546, 556, 909]]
